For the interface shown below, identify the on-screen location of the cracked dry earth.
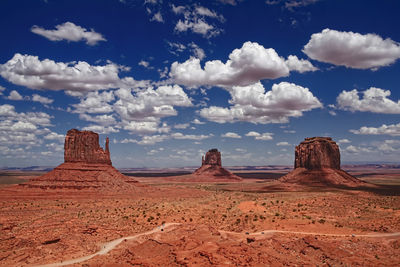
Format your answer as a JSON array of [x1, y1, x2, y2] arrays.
[[0, 179, 399, 266]]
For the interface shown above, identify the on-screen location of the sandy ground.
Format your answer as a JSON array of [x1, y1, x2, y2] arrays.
[[0, 170, 399, 266]]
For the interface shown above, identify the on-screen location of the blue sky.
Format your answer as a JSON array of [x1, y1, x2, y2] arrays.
[[1, 0, 400, 168]]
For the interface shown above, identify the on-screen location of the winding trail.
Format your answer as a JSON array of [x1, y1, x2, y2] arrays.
[[35, 223, 180, 267], [35, 223, 400, 267]]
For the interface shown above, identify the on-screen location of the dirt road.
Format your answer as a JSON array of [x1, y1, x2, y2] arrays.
[[35, 223, 400, 267]]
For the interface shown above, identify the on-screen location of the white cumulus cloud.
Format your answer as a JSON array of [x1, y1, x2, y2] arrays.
[[337, 87, 400, 114], [32, 94, 53, 104], [276, 141, 290, 146], [221, 132, 241, 138], [0, 53, 138, 92], [350, 123, 400, 136], [200, 82, 322, 124], [31, 22, 106, 45], [285, 55, 318, 73], [7, 90, 23, 100], [245, 131, 274, 140], [303, 28, 400, 69], [72, 91, 115, 114], [170, 41, 289, 87]]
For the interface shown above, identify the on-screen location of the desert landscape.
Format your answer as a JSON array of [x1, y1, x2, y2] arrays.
[[1, 1, 400, 266], [0, 129, 399, 266]]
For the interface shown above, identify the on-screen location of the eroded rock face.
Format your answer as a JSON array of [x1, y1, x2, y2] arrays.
[[21, 129, 140, 190], [279, 137, 363, 187], [294, 137, 340, 170], [202, 149, 222, 166], [194, 149, 241, 181], [64, 129, 111, 165]]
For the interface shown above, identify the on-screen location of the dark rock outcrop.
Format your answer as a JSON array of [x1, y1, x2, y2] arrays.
[[194, 149, 241, 181], [201, 148, 222, 166], [279, 137, 363, 187], [64, 129, 111, 165], [21, 129, 138, 191], [295, 137, 340, 170]]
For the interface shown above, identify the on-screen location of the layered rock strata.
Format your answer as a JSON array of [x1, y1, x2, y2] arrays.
[[21, 129, 138, 190], [64, 129, 111, 165], [194, 149, 241, 180], [280, 137, 363, 186]]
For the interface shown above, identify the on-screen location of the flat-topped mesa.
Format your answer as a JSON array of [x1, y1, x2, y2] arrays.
[[295, 137, 340, 170], [20, 128, 139, 191], [202, 148, 222, 166], [279, 136, 364, 187], [64, 129, 111, 165]]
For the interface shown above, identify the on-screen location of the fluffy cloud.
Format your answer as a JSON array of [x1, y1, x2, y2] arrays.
[[200, 82, 322, 124], [72, 91, 115, 114], [170, 42, 289, 87], [122, 121, 170, 134], [0, 54, 137, 92], [0, 104, 52, 147], [343, 140, 400, 157], [70, 85, 192, 135], [32, 94, 53, 104], [120, 132, 213, 145], [174, 123, 190, 129], [114, 85, 192, 121], [344, 145, 372, 154], [44, 132, 64, 142], [276, 141, 290, 146], [245, 131, 274, 140], [31, 22, 106, 45], [171, 132, 213, 140], [79, 114, 117, 126], [173, 5, 224, 38], [350, 123, 400, 136], [7, 90, 23, 100], [121, 134, 169, 145], [337, 87, 400, 114], [192, 118, 205, 125], [303, 29, 400, 69], [221, 132, 241, 138], [82, 125, 120, 134], [285, 55, 318, 73]]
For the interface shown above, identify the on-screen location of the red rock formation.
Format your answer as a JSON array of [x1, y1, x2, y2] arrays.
[[21, 129, 139, 191], [279, 137, 363, 187], [64, 129, 111, 165], [202, 148, 222, 166], [295, 137, 340, 170], [194, 149, 242, 181]]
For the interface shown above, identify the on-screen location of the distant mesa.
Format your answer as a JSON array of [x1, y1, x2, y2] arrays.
[[201, 148, 222, 166], [21, 129, 139, 191], [193, 149, 242, 181], [279, 137, 364, 187]]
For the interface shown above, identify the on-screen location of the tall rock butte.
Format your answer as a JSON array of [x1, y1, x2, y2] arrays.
[[193, 149, 241, 181], [279, 137, 363, 186], [64, 129, 111, 165], [21, 129, 138, 190]]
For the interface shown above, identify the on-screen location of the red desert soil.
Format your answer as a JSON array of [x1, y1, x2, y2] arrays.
[[0, 171, 399, 266]]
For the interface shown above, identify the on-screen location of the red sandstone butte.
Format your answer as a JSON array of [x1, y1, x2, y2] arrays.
[[64, 129, 111, 165], [280, 137, 363, 186], [21, 129, 138, 190], [193, 149, 242, 180]]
